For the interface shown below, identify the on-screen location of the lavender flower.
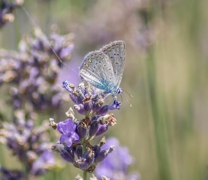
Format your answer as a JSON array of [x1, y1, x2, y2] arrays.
[[0, 26, 73, 179], [0, 166, 24, 180], [0, 118, 56, 179], [31, 151, 55, 176], [0, 27, 74, 113], [62, 81, 121, 116], [75, 174, 109, 180], [51, 81, 120, 172], [0, 0, 23, 29], [95, 138, 140, 180], [0, 151, 54, 180]]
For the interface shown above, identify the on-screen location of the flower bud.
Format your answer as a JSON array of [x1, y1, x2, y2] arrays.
[[108, 100, 122, 110], [75, 145, 83, 159], [54, 144, 74, 163], [84, 102, 92, 112], [77, 123, 87, 139], [93, 145, 101, 157], [74, 104, 85, 114], [89, 121, 99, 138], [96, 105, 109, 116], [94, 146, 114, 163], [96, 124, 108, 136]]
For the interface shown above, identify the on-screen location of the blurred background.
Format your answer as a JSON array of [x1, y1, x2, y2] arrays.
[[0, 0, 208, 180]]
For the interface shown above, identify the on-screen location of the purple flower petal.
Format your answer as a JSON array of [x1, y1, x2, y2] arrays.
[[60, 134, 69, 144], [57, 119, 76, 134], [65, 138, 73, 147], [60, 44, 74, 59], [58, 119, 80, 147], [31, 151, 54, 176], [71, 132, 79, 142], [108, 100, 122, 110], [95, 138, 139, 180]]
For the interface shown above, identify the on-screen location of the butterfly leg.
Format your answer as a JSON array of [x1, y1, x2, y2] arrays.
[[112, 94, 117, 100]]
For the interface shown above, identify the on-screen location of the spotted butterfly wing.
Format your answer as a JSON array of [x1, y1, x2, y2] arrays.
[[101, 40, 125, 87], [79, 51, 116, 93]]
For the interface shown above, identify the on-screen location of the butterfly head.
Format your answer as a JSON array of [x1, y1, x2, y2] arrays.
[[117, 87, 123, 94], [105, 84, 122, 95]]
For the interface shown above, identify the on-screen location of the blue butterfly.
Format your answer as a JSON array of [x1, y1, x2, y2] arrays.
[[79, 40, 125, 96]]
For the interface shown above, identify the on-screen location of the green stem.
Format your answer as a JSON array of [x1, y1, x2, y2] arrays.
[[23, 162, 29, 180], [0, 145, 5, 166], [83, 171, 87, 180], [147, 47, 172, 180], [53, 170, 58, 180]]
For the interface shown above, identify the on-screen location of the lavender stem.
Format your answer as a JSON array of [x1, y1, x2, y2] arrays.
[[83, 171, 87, 180]]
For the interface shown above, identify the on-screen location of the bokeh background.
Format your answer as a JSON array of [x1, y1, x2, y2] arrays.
[[0, 0, 208, 180]]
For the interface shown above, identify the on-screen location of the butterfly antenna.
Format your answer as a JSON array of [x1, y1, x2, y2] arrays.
[[103, 93, 111, 101], [124, 90, 133, 98], [123, 90, 133, 107], [120, 93, 123, 103], [21, 6, 77, 75]]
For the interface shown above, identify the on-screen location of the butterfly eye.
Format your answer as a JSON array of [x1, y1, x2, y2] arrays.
[[117, 88, 122, 94]]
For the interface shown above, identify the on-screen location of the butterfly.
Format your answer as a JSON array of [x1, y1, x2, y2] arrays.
[[79, 40, 125, 97]]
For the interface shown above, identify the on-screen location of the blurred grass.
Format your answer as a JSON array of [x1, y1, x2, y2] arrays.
[[1, 0, 208, 180]]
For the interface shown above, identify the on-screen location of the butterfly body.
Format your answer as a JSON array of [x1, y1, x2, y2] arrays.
[[79, 41, 125, 96]]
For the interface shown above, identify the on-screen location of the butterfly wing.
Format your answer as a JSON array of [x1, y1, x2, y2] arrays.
[[79, 51, 116, 92], [101, 40, 125, 87]]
